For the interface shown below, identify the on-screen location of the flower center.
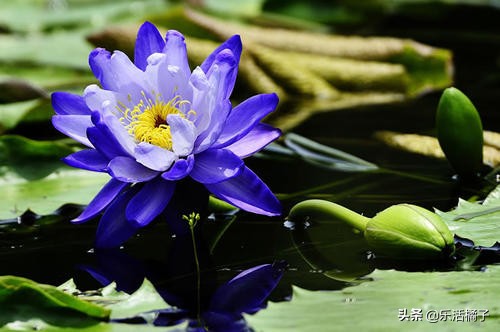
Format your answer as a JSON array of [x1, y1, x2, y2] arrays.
[[126, 96, 186, 150]]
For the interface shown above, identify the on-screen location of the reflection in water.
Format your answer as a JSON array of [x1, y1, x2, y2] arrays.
[[78, 231, 287, 331]]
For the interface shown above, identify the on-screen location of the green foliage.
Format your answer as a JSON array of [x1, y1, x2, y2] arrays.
[[0, 276, 109, 328], [246, 265, 500, 331], [437, 184, 500, 247]]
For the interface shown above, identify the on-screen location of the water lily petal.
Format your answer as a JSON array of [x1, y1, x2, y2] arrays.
[[126, 177, 175, 227], [226, 124, 281, 158], [190, 149, 243, 184], [206, 49, 238, 104], [168, 114, 196, 157], [84, 85, 133, 118], [52, 92, 91, 115], [201, 35, 242, 99], [134, 142, 176, 171], [89, 48, 150, 102], [193, 100, 231, 154], [108, 156, 159, 182], [95, 187, 141, 249], [214, 93, 279, 147], [161, 155, 194, 181], [134, 21, 165, 71], [63, 149, 108, 172], [209, 262, 286, 314], [164, 30, 191, 81], [205, 166, 281, 216], [72, 178, 128, 224], [52, 114, 93, 147], [88, 111, 135, 158]]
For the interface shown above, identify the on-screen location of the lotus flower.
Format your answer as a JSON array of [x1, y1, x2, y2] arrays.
[[51, 22, 281, 248]]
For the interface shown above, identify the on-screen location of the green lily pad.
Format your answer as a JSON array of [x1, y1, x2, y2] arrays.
[[0, 135, 109, 219], [247, 265, 500, 331], [436, 185, 500, 247]]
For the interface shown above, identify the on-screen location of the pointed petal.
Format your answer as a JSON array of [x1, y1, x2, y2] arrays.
[[214, 93, 279, 147], [226, 124, 281, 158], [206, 48, 238, 102], [63, 149, 108, 172], [52, 92, 91, 115], [209, 262, 286, 314], [190, 149, 243, 184], [134, 21, 165, 71], [193, 100, 231, 154], [161, 155, 194, 181], [168, 114, 196, 157], [201, 35, 242, 88], [52, 115, 93, 147], [108, 156, 159, 182], [126, 178, 175, 227], [134, 142, 176, 171], [84, 84, 132, 116], [86, 111, 134, 159], [205, 166, 281, 216], [89, 48, 150, 101], [72, 178, 128, 224], [95, 187, 140, 249], [164, 30, 191, 81]]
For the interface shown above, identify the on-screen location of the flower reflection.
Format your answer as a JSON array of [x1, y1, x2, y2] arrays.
[[52, 21, 281, 248], [78, 234, 287, 331]]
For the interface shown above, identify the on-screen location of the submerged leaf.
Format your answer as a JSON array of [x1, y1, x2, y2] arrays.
[[375, 130, 500, 167]]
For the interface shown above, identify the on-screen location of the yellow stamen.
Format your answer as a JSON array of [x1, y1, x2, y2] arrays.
[[125, 95, 189, 150]]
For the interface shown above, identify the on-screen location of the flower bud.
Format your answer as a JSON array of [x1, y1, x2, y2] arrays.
[[436, 87, 483, 178], [364, 204, 455, 259]]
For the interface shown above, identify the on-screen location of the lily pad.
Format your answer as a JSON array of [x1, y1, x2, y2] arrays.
[[0, 135, 109, 219], [247, 265, 500, 331], [436, 185, 500, 247]]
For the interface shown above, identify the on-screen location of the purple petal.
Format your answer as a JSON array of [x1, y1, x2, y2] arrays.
[[95, 187, 141, 249], [213, 93, 279, 148], [209, 262, 286, 314], [86, 112, 134, 159], [164, 30, 191, 81], [126, 177, 175, 227], [52, 115, 93, 147], [72, 178, 128, 224], [161, 155, 194, 181], [84, 85, 132, 115], [168, 114, 196, 157], [134, 21, 165, 71], [206, 49, 238, 103], [153, 54, 192, 104], [108, 156, 159, 182], [226, 123, 281, 158], [134, 142, 176, 171], [194, 100, 231, 154], [201, 35, 242, 96], [88, 48, 150, 101], [205, 166, 281, 216], [63, 149, 108, 172], [51, 92, 91, 115], [190, 149, 243, 184]]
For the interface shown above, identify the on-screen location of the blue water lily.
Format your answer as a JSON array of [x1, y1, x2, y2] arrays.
[[51, 22, 281, 248]]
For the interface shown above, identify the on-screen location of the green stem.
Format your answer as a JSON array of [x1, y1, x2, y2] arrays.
[[189, 223, 202, 328], [287, 199, 370, 232]]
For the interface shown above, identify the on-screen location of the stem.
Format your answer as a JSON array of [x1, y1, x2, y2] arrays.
[[189, 224, 202, 328], [288, 199, 370, 232]]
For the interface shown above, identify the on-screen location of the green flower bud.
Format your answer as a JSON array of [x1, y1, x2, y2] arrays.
[[436, 87, 483, 178], [365, 204, 455, 259]]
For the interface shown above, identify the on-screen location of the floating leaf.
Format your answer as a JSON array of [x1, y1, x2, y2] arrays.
[[0, 135, 109, 219], [436, 186, 500, 247], [0, 276, 109, 325], [247, 265, 500, 331]]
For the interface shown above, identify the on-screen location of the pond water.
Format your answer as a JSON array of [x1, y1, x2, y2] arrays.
[[2, 2, 500, 331]]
